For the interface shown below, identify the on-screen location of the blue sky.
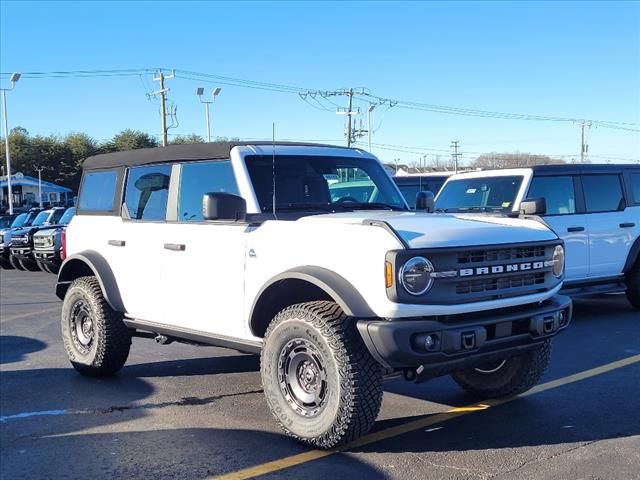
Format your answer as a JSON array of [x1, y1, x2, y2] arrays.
[[1, 0, 639, 165]]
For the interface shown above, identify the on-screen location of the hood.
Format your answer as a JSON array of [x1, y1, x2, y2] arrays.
[[296, 211, 557, 248]]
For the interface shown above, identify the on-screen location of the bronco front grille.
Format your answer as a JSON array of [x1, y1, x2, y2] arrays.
[[457, 246, 546, 264], [12, 236, 29, 246], [456, 272, 546, 295], [33, 237, 49, 248]]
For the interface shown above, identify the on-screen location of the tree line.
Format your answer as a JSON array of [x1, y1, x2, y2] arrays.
[[0, 128, 223, 193]]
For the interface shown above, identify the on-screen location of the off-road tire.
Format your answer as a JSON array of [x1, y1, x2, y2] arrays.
[[625, 260, 640, 310], [9, 255, 24, 270], [0, 256, 13, 269], [452, 340, 551, 399], [19, 258, 41, 272], [61, 276, 131, 376], [261, 301, 383, 449], [39, 262, 58, 274]]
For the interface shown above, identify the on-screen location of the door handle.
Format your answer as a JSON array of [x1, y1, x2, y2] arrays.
[[164, 243, 186, 251], [620, 223, 636, 228], [108, 240, 126, 247], [567, 226, 584, 232]]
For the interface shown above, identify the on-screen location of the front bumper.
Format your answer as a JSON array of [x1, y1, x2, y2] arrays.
[[10, 246, 34, 261], [33, 248, 60, 266], [357, 294, 572, 378]]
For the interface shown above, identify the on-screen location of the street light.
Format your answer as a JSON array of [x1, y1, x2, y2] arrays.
[[367, 103, 375, 152], [196, 87, 222, 142], [1, 72, 21, 214]]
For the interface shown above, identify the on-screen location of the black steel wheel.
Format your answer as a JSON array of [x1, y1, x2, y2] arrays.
[[61, 276, 131, 376], [261, 301, 383, 449]]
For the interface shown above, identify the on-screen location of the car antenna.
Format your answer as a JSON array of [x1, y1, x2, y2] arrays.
[[272, 122, 277, 219]]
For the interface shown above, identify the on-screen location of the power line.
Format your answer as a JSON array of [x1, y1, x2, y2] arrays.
[[2, 68, 638, 132]]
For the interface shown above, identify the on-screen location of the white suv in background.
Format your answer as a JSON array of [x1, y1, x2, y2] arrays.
[[435, 165, 640, 308]]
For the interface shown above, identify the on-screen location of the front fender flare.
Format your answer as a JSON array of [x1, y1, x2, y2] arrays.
[[250, 266, 377, 322], [56, 251, 125, 312]]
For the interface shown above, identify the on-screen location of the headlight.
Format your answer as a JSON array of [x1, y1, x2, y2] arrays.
[[46, 236, 54, 247], [399, 256, 435, 295], [552, 245, 565, 278]]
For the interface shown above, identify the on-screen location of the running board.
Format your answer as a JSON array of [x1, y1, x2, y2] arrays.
[[123, 318, 262, 354]]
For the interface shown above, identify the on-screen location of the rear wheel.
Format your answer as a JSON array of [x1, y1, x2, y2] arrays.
[[452, 340, 551, 399], [625, 260, 640, 310], [261, 301, 383, 449], [61, 276, 131, 376]]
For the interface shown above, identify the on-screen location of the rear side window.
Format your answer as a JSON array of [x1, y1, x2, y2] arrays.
[[178, 160, 238, 222], [582, 175, 624, 213], [79, 170, 118, 212], [630, 173, 640, 204], [125, 165, 171, 221], [528, 176, 576, 215]]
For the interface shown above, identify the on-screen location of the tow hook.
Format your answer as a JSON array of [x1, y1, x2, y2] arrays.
[[154, 334, 174, 345], [461, 331, 476, 350]]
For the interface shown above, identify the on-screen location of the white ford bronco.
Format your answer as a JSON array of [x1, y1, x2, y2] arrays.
[[56, 142, 572, 448], [435, 165, 640, 309]]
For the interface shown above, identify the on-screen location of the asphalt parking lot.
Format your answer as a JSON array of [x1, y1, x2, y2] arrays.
[[1, 269, 639, 480]]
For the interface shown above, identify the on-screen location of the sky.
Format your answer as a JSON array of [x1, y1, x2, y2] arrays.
[[1, 0, 639, 165]]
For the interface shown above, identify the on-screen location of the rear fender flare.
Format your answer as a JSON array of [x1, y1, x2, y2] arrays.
[[56, 251, 125, 312]]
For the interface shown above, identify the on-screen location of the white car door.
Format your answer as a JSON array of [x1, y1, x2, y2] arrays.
[[160, 160, 248, 338], [582, 174, 638, 278], [527, 174, 589, 281], [115, 163, 173, 322]]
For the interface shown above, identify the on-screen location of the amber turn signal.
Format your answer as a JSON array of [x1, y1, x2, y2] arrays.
[[385, 261, 393, 288]]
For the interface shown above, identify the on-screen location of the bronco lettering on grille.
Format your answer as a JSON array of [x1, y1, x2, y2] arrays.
[[460, 261, 545, 277]]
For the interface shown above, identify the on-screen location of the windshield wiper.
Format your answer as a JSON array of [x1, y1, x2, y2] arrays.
[[274, 203, 333, 212], [337, 202, 406, 211]]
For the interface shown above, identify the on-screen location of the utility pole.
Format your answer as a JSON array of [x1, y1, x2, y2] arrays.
[[36, 167, 43, 208], [346, 88, 354, 147], [451, 140, 461, 173], [578, 121, 591, 164], [149, 70, 174, 147]]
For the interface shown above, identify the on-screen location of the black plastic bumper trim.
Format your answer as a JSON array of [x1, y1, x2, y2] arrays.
[[357, 294, 572, 370]]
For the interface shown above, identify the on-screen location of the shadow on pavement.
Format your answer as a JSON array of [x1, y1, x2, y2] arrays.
[[0, 335, 47, 364]]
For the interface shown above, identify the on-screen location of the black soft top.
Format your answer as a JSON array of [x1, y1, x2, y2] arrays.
[[531, 164, 640, 175], [82, 141, 355, 170]]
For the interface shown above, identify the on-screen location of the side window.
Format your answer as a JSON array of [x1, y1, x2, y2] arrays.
[[582, 175, 624, 213], [630, 173, 640, 205], [178, 160, 239, 222], [527, 176, 576, 215], [79, 170, 118, 212], [125, 164, 171, 221]]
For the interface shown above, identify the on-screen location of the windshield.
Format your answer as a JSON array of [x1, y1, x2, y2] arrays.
[[59, 207, 76, 225], [10, 213, 28, 228], [435, 176, 523, 212], [245, 155, 406, 213], [32, 211, 51, 226]]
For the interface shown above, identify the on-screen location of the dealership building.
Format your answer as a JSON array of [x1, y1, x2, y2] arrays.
[[0, 172, 73, 212]]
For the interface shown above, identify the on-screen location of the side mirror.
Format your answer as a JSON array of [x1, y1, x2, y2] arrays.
[[520, 197, 547, 216], [416, 190, 435, 213], [202, 192, 247, 221]]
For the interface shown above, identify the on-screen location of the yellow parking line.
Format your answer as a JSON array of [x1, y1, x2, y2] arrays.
[[212, 353, 640, 480]]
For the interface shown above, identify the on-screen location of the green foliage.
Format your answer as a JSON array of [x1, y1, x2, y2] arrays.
[[0, 127, 206, 193], [170, 134, 204, 145]]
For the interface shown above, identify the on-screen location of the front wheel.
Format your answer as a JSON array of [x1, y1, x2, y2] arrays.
[[261, 301, 383, 449], [625, 261, 640, 310], [452, 340, 551, 399], [61, 276, 131, 376]]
